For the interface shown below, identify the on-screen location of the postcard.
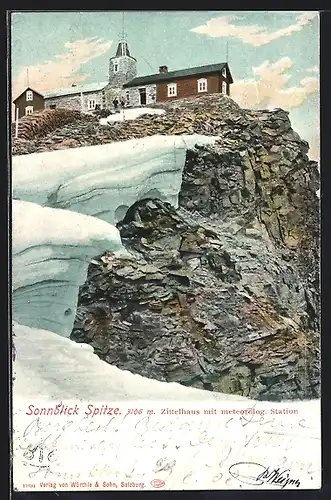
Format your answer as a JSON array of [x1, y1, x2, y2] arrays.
[[10, 10, 321, 491]]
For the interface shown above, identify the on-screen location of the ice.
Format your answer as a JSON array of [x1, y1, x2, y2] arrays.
[[12, 200, 124, 337], [12, 134, 217, 224], [12, 134, 218, 336], [99, 107, 165, 125]]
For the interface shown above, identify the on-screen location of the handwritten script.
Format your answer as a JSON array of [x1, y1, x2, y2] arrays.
[[12, 399, 321, 490], [228, 462, 300, 488]]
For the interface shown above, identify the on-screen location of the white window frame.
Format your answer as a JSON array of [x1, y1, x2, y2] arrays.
[[87, 99, 96, 110], [222, 81, 227, 95], [197, 78, 208, 93], [25, 106, 33, 115], [114, 62, 119, 73], [167, 83, 177, 97], [222, 67, 227, 78], [26, 90, 33, 101]]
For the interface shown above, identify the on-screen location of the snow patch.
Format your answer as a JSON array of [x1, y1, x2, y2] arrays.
[[99, 107, 165, 125], [13, 321, 244, 401]]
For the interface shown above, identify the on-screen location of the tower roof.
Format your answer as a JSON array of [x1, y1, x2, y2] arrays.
[[115, 41, 131, 58], [110, 40, 136, 61]]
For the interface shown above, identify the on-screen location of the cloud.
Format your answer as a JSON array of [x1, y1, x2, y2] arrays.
[[190, 12, 318, 46], [305, 117, 320, 162], [305, 65, 319, 73], [230, 57, 319, 161], [231, 57, 319, 110], [12, 37, 112, 100], [308, 133, 320, 162]]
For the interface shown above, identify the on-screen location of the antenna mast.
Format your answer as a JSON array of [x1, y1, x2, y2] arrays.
[[122, 12, 125, 40], [26, 68, 29, 87], [117, 11, 128, 55], [141, 55, 154, 73], [226, 41, 229, 63]]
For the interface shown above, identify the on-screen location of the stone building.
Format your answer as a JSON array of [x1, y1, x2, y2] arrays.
[[43, 81, 109, 112]]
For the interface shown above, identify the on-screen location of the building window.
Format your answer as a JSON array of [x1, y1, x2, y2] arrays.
[[222, 81, 227, 95], [26, 90, 33, 101], [88, 99, 96, 110], [222, 67, 226, 78], [114, 62, 119, 72], [25, 106, 33, 116], [126, 91, 130, 104], [50, 104, 56, 110], [167, 83, 177, 97], [197, 78, 208, 93]]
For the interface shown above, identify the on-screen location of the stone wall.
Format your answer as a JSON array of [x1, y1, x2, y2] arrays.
[[104, 85, 124, 108], [45, 95, 81, 112], [126, 84, 156, 107], [45, 90, 105, 113], [109, 55, 137, 87]]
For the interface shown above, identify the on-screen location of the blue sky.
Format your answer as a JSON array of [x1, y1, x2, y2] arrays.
[[11, 11, 319, 159]]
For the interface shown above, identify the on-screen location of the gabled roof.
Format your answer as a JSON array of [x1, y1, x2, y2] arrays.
[[123, 62, 233, 88], [43, 81, 109, 99], [13, 87, 44, 103]]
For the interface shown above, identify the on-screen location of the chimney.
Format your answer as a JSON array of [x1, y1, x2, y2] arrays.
[[159, 65, 168, 74]]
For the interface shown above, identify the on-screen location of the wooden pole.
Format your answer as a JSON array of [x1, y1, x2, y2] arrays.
[[15, 107, 19, 139]]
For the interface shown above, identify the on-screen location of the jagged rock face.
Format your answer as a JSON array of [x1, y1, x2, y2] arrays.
[[179, 108, 320, 331], [72, 196, 319, 401], [180, 109, 319, 247], [68, 96, 319, 401]]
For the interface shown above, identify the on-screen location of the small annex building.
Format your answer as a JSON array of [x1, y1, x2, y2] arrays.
[[42, 81, 109, 112], [12, 87, 45, 119]]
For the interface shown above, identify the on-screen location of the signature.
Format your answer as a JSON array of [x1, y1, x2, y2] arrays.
[[228, 462, 300, 488]]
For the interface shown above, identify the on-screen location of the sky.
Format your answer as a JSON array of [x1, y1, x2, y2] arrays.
[[10, 11, 319, 161]]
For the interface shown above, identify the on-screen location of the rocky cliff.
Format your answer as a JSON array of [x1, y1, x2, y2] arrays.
[[27, 94, 318, 401]]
